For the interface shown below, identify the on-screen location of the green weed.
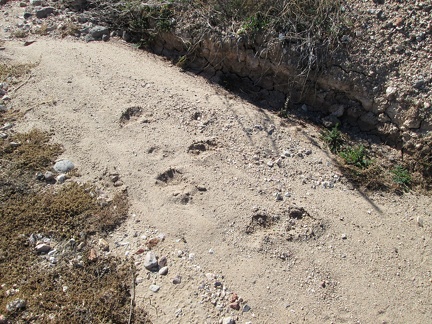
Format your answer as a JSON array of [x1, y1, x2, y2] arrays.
[[339, 145, 371, 169], [391, 165, 411, 189], [321, 125, 344, 153]]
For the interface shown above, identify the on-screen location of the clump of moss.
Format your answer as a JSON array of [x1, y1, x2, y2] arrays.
[[1, 129, 64, 171]]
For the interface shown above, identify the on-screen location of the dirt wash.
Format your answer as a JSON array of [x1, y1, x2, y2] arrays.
[[4, 38, 432, 324]]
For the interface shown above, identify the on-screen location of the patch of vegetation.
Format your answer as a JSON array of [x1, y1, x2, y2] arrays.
[[0, 62, 35, 83], [391, 165, 411, 190], [321, 125, 344, 153], [176, 54, 187, 68], [239, 13, 269, 34], [1, 129, 63, 171], [34, 23, 49, 36], [111, 1, 175, 45], [60, 22, 81, 38], [340, 163, 388, 192], [0, 141, 149, 322], [12, 29, 28, 38], [339, 145, 371, 169], [320, 126, 393, 191]]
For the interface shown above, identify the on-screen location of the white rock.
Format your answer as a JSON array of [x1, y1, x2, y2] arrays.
[[35, 243, 51, 253], [144, 251, 158, 270], [53, 159, 74, 173], [6, 299, 26, 312], [149, 284, 160, 292], [385, 86, 397, 99], [56, 173, 67, 183], [44, 171, 55, 181], [417, 216, 424, 227], [158, 266, 168, 275], [98, 238, 109, 251], [222, 317, 235, 324]]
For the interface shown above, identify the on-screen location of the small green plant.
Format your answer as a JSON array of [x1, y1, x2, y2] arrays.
[[339, 145, 371, 169], [321, 125, 344, 153], [391, 165, 411, 189], [155, 5, 175, 32], [241, 13, 269, 32], [176, 55, 187, 68]]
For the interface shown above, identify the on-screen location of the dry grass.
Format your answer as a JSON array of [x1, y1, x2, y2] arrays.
[[0, 61, 36, 85], [60, 22, 81, 38], [12, 29, 28, 38]]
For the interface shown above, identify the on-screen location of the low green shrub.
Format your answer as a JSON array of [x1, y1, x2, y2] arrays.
[[321, 125, 344, 153], [339, 145, 371, 169], [391, 165, 411, 189]]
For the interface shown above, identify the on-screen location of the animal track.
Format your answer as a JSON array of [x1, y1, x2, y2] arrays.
[[119, 106, 143, 125], [187, 139, 217, 155], [156, 168, 183, 185], [246, 207, 325, 241]]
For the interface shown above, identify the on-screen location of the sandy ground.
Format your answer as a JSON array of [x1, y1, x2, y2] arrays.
[[3, 37, 432, 323]]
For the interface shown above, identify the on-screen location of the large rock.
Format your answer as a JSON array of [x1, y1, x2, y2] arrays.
[[53, 159, 74, 173], [89, 26, 110, 40], [63, 0, 87, 10], [144, 251, 158, 270], [6, 299, 26, 312], [36, 7, 55, 19]]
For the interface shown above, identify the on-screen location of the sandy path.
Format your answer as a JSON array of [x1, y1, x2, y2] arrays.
[[4, 38, 432, 323]]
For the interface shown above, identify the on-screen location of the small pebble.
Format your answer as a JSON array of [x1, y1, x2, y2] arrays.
[[35, 243, 51, 253], [44, 171, 55, 181], [88, 248, 98, 262], [417, 216, 424, 227], [0, 122, 13, 130], [149, 284, 160, 292], [158, 266, 168, 276], [222, 317, 235, 324], [342, 234, 347, 240], [158, 256, 168, 268], [229, 302, 240, 310], [98, 238, 109, 251], [56, 173, 67, 184], [172, 275, 182, 284]]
